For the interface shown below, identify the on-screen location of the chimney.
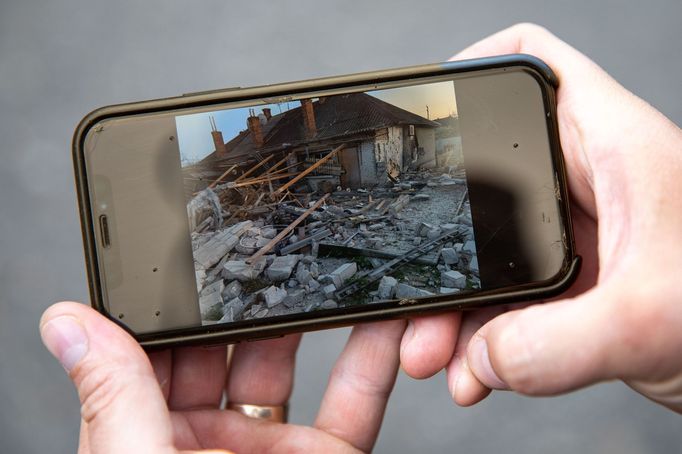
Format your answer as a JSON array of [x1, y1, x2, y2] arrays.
[[300, 98, 317, 139], [209, 116, 227, 158], [247, 109, 264, 148], [262, 108, 272, 121]]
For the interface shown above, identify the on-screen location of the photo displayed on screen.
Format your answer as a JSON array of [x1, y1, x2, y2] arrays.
[[175, 80, 480, 326]]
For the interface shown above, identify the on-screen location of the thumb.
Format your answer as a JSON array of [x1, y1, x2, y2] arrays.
[[467, 288, 623, 395], [40, 302, 174, 454]]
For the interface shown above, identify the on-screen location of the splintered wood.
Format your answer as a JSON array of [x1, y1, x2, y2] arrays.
[[246, 194, 329, 264]]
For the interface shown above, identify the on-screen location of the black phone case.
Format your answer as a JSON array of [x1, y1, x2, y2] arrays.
[[73, 54, 580, 349]]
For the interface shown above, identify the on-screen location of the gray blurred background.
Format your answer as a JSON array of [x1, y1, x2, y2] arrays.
[[1, 0, 680, 452]]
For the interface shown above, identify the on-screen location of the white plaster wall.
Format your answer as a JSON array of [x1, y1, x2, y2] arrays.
[[415, 127, 436, 168], [374, 126, 404, 170]]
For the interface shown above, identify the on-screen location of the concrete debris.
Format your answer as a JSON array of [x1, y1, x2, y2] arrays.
[[463, 240, 476, 254], [309, 262, 320, 278], [441, 270, 467, 289], [266, 254, 302, 281], [295, 263, 313, 285], [261, 226, 277, 239], [395, 283, 434, 298], [322, 283, 337, 298], [200, 279, 224, 298], [321, 300, 338, 309], [192, 165, 480, 325], [222, 281, 242, 301], [327, 262, 357, 288], [378, 276, 398, 299], [194, 220, 253, 269], [218, 306, 234, 323], [254, 308, 269, 318], [263, 286, 288, 308], [426, 227, 442, 240], [284, 289, 306, 308], [440, 248, 459, 265], [235, 237, 258, 255], [222, 257, 267, 281]]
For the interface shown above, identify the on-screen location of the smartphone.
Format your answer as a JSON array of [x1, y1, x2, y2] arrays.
[[73, 54, 579, 348]]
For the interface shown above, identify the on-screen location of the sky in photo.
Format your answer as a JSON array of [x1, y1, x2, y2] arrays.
[[175, 80, 457, 166]]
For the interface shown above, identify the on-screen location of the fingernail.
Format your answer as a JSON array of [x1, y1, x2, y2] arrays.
[[40, 315, 89, 372], [470, 335, 507, 390]]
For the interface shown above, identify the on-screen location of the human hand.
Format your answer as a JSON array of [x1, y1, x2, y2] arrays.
[[399, 23, 682, 411], [40, 302, 405, 453]]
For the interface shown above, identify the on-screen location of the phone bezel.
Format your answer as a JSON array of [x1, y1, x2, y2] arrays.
[[73, 54, 579, 349]]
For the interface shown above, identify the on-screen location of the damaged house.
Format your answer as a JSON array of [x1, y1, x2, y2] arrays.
[[183, 93, 440, 196]]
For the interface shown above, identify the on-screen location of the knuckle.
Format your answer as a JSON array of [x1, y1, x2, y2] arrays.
[[73, 362, 127, 423], [511, 22, 550, 37]]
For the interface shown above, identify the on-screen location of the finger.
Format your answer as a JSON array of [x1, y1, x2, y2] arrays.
[[400, 312, 461, 378], [227, 334, 302, 405], [467, 287, 625, 395], [149, 350, 173, 402], [40, 302, 173, 453], [315, 319, 406, 453], [167, 346, 227, 410], [449, 22, 591, 82], [446, 308, 504, 406], [173, 410, 353, 453]]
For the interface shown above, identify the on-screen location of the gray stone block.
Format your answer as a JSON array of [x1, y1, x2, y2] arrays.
[[222, 258, 266, 282], [193, 220, 253, 268], [440, 248, 459, 265], [322, 283, 337, 298], [395, 283, 434, 298], [329, 262, 357, 287], [221, 280, 242, 300], [463, 240, 476, 254], [378, 276, 398, 299], [321, 300, 338, 309], [266, 254, 301, 282], [200, 279, 224, 298], [263, 286, 287, 308], [284, 289, 306, 308], [441, 270, 467, 289]]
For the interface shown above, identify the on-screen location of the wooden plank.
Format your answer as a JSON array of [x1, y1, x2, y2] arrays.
[[274, 145, 345, 195], [208, 164, 238, 189], [234, 154, 274, 182], [246, 194, 329, 264], [260, 152, 294, 176], [228, 172, 299, 189]]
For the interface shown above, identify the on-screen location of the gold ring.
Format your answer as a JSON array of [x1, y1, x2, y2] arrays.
[[227, 402, 288, 423]]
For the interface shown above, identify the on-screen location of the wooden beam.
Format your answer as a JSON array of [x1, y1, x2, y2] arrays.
[[208, 164, 238, 189], [229, 172, 299, 189], [260, 152, 294, 176], [234, 154, 274, 182], [246, 194, 329, 264], [274, 144, 344, 195]]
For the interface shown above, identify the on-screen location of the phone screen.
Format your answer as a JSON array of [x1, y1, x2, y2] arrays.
[[177, 80, 481, 326], [84, 68, 569, 335]]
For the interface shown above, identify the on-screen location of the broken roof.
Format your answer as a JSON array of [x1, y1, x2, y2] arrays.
[[188, 92, 440, 171]]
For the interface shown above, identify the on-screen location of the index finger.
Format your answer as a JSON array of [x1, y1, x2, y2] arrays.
[[314, 319, 406, 453]]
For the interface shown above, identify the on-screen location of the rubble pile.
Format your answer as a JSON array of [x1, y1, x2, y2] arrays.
[[189, 168, 481, 325]]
